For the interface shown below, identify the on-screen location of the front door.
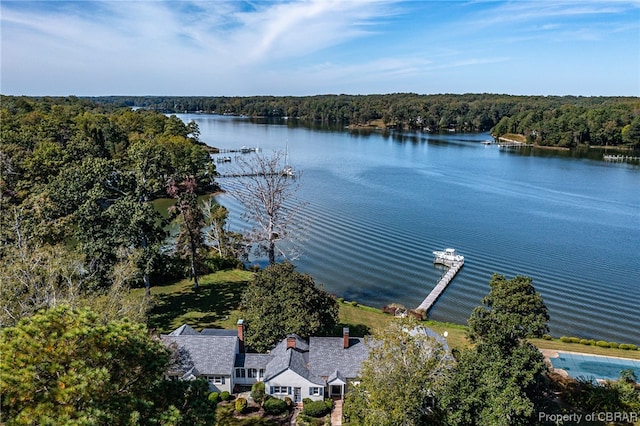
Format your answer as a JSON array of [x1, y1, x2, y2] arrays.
[[331, 385, 342, 399], [294, 387, 301, 403]]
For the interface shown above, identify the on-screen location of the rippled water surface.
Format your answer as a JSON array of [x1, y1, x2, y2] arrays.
[[181, 114, 640, 344]]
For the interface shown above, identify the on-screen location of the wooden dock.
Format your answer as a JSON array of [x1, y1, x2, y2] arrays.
[[416, 256, 464, 313], [498, 142, 532, 148], [603, 154, 640, 162]]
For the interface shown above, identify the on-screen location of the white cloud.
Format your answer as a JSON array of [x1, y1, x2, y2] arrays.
[[1, 0, 637, 96]]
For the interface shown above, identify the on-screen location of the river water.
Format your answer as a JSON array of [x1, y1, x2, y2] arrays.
[[179, 114, 640, 345]]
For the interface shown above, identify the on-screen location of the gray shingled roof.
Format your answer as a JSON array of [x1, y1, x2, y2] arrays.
[[328, 369, 346, 384], [264, 347, 324, 385], [201, 328, 238, 337], [308, 337, 370, 379], [162, 335, 237, 376], [263, 336, 324, 385], [235, 353, 272, 369], [168, 324, 199, 336]]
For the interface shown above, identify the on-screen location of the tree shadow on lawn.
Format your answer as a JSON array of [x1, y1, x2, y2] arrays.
[[330, 322, 371, 337], [149, 278, 248, 333]]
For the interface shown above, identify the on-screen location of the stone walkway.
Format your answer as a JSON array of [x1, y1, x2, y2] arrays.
[[289, 406, 300, 425], [331, 399, 343, 425]]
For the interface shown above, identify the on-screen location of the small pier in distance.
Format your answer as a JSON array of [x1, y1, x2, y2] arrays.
[[417, 249, 464, 313]]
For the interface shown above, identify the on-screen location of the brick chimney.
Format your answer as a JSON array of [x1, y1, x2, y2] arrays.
[[286, 336, 296, 349], [237, 319, 244, 353], [343, 327, 350, 349]]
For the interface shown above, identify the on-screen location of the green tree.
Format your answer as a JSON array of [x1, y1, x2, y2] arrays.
[[104, 196, 167, 296], [0, 305, 175, 425], [621, 116, 640, 148], [167, 177, 206, 289], [241, 262, 338, 352], [441, 339, 548, 426], [441, 274, 550, 425], [343, 318, 452, 426], [467, 273, 549, 348], [202, 196, 245, 261], [0, 221, 149, 328]]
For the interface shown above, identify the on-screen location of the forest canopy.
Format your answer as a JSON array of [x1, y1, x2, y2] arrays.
[[89, 93, 640, 149], [0, 95, 216, 325]]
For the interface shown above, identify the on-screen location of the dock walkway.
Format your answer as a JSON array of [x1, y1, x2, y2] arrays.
[[417, 251, 464, 312]]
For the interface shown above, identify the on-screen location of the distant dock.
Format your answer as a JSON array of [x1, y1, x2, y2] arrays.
[[603, 154, 640, 162], [417, 249, 464, 313], [498, 141, 532, 149], [497, 136, 532, 149]]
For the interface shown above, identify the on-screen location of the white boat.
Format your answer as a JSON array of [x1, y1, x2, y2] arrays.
[[281, 140, 295, 177], [281, 165, 295, 177], [433, 248, 464, 264], [481, 140, 492, 145]]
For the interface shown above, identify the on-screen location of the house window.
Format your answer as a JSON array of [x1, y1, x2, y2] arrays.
[[309, 387, 323, 396], [235, 368, 245, 378], [259, 369, 265, 379], [271, 386, 290, 395], [206, 376, 224, 385], [247, 368, 258, 378]]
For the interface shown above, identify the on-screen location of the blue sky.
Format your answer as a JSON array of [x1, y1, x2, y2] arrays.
[[1, 0, 639, 96]]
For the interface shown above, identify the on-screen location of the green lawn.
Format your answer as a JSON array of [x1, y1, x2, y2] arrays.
[[136, 269, 639, 360], [132, 269, 253, 333]]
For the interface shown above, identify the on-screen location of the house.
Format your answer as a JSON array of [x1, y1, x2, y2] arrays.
[[163, 324, 238, 393], [161, 321, 370, 402]]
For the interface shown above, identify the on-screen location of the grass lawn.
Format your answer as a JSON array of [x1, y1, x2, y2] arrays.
[[131, 269, 253, 333], [135, 269, 639, 360], [336, 302, 471, 351]]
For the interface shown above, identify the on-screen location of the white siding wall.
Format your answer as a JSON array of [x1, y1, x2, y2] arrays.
[[201, 375, 232, 393], [233, 368, 265, 386], [264, 369, 324, 402]]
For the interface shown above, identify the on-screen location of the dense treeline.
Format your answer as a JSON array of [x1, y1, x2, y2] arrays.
[[0, 95, 217, 325], [92, 93, 640, 149]]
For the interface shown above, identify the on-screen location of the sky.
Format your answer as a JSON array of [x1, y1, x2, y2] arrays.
[[1, 0, 639, 97]]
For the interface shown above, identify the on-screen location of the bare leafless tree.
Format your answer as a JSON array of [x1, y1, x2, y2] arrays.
[[223, 150, 308, 264]]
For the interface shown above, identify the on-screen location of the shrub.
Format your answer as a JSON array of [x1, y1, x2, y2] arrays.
[[580, 339, 590, 345], [303, 398, 312, 405], [350, 301, 358, 307], [208, 392, 219, 404], [337, 298, 344, 303], [542, 334, 552, 340], [596, 341, 610, 348], [569, 337, 581, 344], [264, 397, 288, 415], [284, 396, 293, 407], [324, 399, 333, 410], [560, 336, 571, 343], [588, 339, 596, 346], [205, 256, 244, 273], [303, 400, 330, 418], [251, 381, 265, 405], [609, 342, 619, 349], [619, 343, 638, 350], [235, 397, 247, 414], [220, 391, 231, 401], [619, 369, 637, 384]]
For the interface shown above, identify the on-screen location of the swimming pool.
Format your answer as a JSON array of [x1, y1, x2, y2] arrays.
[[550, 352, 640, 381]]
